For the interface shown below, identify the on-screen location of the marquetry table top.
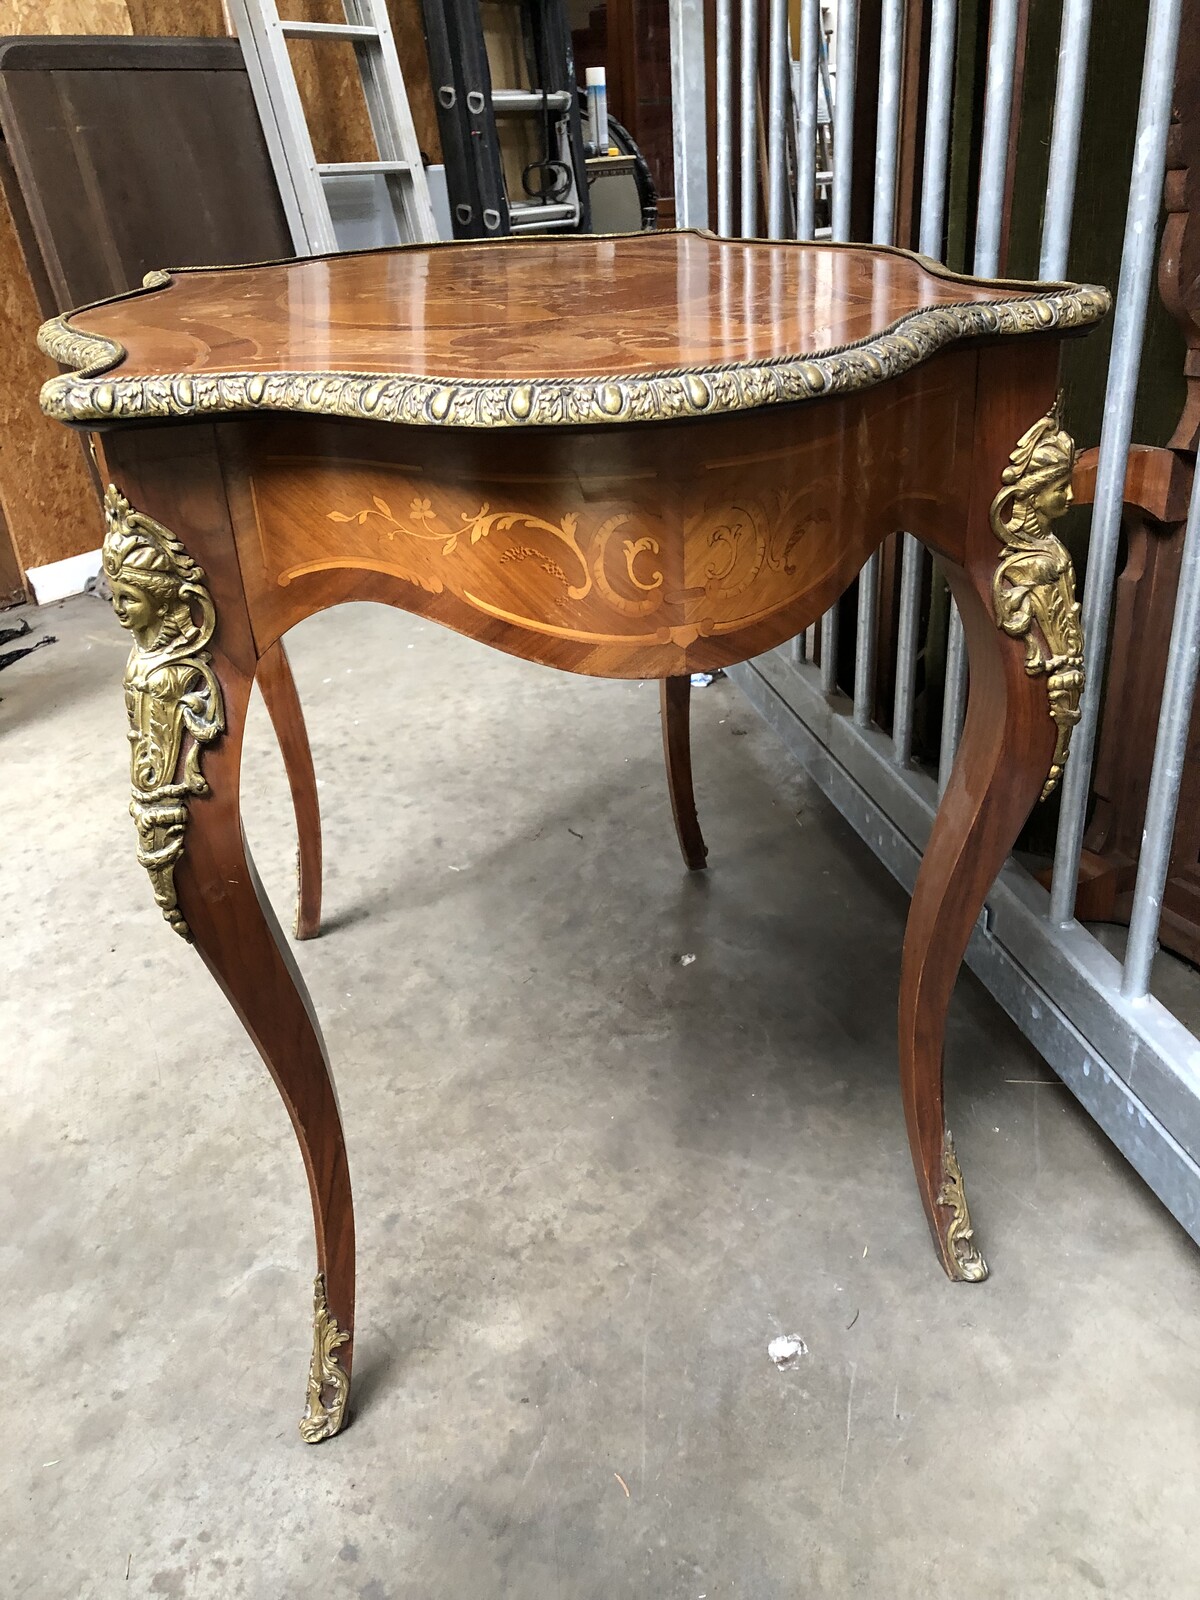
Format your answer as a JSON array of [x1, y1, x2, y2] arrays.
[[38, 230, 1108, 432]]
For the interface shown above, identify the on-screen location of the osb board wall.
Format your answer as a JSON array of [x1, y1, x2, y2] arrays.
[[0, 175, 98, 577], [0, 0, 440, 584], [2, 0, 130, 26], [288, 0, 442, 163]]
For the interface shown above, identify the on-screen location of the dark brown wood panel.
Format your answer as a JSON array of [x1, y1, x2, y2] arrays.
[[0, 36, 292, 310]]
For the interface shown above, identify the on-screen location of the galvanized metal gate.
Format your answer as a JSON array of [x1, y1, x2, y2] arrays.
[[669, 0, 1200, 1243]]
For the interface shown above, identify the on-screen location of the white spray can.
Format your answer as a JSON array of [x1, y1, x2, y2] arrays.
[[585, 66, 610, 155]]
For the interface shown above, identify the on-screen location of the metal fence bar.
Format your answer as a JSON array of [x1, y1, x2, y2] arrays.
[[1050, 0, 1184, 925], [973, 0, 1020, 277], [892, 0, 958, 767], [918, 0, 957, 260], [891, 538, 924, 765], [1121, 473, 1200, 999], [716, 0, 734, 235], [936, 616, 968, 796], [739, 0, 759, 236], [853, 0, 904, 727], [669, 0, 709, 228], [830, 0, 858, 243], [1039, 0, 1094, 280], [795, 0, 820, 240], [817, 0, 859, 690], [821, 607, 839, 694], [853, 556, 881, 726], [936, 0, 1022, 783], [871, 0, 904, 245], [767, 0, 789, 236]]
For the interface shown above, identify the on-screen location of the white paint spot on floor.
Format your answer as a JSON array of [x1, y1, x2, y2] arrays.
[[767, 1334, 808, 1370]]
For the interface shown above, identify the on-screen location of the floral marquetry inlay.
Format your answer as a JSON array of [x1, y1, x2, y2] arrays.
[[299, 483, 835, 652], [327, 494, 592, 598]]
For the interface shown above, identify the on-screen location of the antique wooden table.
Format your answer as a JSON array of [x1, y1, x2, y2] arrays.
[[39, 230, 1107, 1443]]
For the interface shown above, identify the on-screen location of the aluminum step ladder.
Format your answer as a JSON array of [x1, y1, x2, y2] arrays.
[[229, 0, 438, 255], [419, 0, 590, 240]]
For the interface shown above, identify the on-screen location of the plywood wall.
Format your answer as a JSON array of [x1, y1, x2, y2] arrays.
[[0, 173, 100, 576], [0, 0, 439, 590], [2, 1, 130, 28]]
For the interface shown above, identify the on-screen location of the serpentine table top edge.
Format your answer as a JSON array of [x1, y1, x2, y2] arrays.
[[37, 230, 1110, 432]]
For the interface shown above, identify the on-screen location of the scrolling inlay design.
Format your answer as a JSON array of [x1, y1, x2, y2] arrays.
[[299, 1274, 351, 1443], [316, 487, 827, 647], [990, 402, 1084, 801], [330, 495, 592, 597], [103, 486, 224, 940], [936, 1133, 989, 1283]]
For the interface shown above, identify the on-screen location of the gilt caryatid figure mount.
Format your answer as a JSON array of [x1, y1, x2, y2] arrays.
[[39, 231, 1108, 1440], [102, 484, 224, 942]]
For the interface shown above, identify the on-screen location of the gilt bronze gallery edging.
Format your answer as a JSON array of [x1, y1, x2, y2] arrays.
[[38, 283, 1109, 431], [103, 485, 224, 940], [990, 400, 1085, 801]]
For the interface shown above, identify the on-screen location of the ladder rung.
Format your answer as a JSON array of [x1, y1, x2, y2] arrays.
[[318, 161, 412, 176], [279, 20, 380, 41], [491, 89, 571, 113], [509, 201, 578, 230]]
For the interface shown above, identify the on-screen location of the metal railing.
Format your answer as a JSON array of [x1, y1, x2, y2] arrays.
[[670, 0, 1200, 1242]]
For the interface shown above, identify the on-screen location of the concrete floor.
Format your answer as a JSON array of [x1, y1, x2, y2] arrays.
[[3, 593, 1200, 1600]]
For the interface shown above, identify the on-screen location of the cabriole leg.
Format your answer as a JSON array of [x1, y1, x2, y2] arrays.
[[900, 399, 1081, 1280], [660, 675, 708, 871], [102, 474, 355, 1441], [257, 638, 323, 941]]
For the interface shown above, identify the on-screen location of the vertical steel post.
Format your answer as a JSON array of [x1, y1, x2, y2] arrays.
[[795, 0, 821, 240], [767, 0, 789, 237], [1121, 470, 1200, 1000], [1050, 0, 1184, 926], [870, 0, 904, 246], [853, 0, 903, 728], [830, 0, 858, 243], [669, 0, 710, 228], [818, 0, 860, 689], [937, 0, 1022, 783], [936, 619, 967, 796], [917, 0, 957, 261], [1039, 0, 1094, 280], [973, 0, 1021, 276], [892, 0, 958, 767], [716, 0, 735, 235], [739, 0, 759, 235], [890, 535, 925, 764]]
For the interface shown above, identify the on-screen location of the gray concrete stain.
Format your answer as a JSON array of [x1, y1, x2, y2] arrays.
[[2, 595, 1199, 1598]]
